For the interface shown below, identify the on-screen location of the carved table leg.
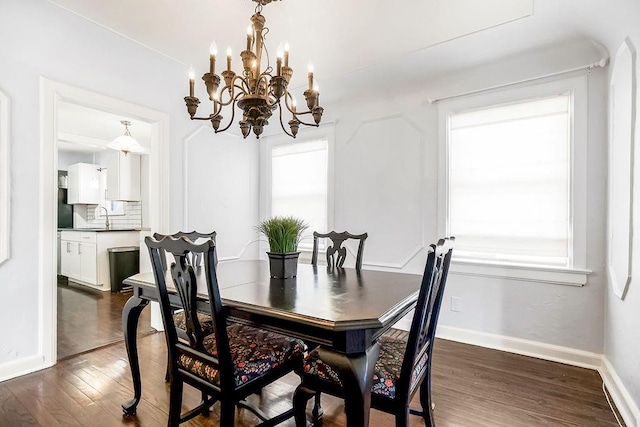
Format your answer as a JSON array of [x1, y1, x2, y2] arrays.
[[314, 343, 380, 427], [121, 295, 149, 416]]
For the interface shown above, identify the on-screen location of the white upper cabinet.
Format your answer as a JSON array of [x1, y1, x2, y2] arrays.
[[107, 152, 140, 201], [67, 163, 101, 204]]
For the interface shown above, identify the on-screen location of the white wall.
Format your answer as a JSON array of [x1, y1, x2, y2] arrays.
[[184, 127, 260, 261], [317, 48, 608, 354], [0, 0, 193, 368], [57, 151, 93, 169], [596, 0, 640, 416]]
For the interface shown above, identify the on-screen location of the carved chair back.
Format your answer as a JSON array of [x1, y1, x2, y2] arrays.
[[154, 230, 217, 270], [311, 231, 368, 270]]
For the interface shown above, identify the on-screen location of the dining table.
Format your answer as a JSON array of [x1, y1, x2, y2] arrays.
[[121, 259, 421, 427]]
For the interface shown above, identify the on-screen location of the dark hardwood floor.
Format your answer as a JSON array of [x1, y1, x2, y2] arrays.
[[1, 329, 619, 426], [57, 277, 153, 359]]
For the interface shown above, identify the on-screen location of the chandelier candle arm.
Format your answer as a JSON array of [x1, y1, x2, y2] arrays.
[[182, 0, 324, 139]]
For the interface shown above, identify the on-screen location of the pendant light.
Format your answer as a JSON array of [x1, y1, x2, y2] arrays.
[[108, 120, 145, 155]]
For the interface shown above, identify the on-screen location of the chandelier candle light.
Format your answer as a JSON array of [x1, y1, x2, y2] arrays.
[[183, 0, 323, 139]]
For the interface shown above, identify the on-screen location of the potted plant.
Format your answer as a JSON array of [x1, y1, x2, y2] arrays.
[[257, 216, 309, 278]]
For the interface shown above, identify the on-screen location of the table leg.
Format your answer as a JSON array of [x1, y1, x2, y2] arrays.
[[314, 343, 380, 427], [121, 295, 149, 416]]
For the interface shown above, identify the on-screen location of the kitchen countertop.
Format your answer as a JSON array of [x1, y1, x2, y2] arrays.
[[58, 228, 141, 232]]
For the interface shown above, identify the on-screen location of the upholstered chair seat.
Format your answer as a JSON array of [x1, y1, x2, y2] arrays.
[[179, 323, 306, 388], [302, 334, 429, 400]]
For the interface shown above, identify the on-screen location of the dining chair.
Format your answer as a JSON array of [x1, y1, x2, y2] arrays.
[[309, 230, 368, 418], [311, 231, 368, 270], [154, 231, 218, 381], [146, 235, 307, 426], [294, 237, 454, 427]]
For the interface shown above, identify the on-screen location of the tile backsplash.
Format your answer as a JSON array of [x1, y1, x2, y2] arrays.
[[74, 202, 142, 229]]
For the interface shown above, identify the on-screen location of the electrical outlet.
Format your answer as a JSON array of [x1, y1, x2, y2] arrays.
[[451, 296, 462, 312]]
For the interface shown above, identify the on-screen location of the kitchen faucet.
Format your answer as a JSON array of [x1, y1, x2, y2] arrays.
[[100, 206, 110, 230]]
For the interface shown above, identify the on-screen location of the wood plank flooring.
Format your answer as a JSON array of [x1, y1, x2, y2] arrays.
[[1, 331, 619, 426], [57, 278, 153, 359]]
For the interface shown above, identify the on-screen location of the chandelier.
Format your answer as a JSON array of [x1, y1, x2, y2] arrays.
[[184, 0, 324, 139]]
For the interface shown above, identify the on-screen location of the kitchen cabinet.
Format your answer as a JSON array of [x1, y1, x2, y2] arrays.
[[60, 230, 139, 291], [60, 231, 97, 285], [107, 152, 140, 201], [67, 163, 101, 204]]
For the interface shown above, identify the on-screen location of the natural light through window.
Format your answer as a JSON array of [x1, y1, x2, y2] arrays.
[[447, 94, 571, 267], [271, 139, 328, 249]]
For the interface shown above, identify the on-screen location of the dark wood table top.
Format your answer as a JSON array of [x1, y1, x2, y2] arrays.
[[125, 260, 422, 332]]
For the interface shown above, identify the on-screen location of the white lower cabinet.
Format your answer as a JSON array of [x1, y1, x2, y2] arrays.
[[60, 240, 80, 278], [60, 230, 139, 291]]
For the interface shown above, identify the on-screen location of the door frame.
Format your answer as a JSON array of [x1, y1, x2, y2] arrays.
[[40, 78, 170, 367]]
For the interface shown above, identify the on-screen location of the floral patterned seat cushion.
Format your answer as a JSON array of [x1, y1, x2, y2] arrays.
[[173, 310, 213, 334], [177, 323, 306, 388], [302, 335, 429, 399]]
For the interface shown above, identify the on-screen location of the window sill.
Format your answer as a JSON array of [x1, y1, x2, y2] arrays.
[[450, 258, 591, 287]]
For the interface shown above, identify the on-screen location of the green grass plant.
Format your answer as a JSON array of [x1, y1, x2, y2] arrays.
[[257, 216, 309, 253]]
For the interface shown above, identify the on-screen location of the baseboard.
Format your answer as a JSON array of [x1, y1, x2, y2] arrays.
[[434, 324, 602, 369], [0, 354, 47, 383], [599, 357, 640, 427]]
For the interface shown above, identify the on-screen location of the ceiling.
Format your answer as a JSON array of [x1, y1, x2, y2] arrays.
[[46, 0, 636, 138], [57, 101, 151, 153], [47, 0, 534, 89]]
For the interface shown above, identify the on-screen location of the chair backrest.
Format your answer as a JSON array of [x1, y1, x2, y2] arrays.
[[311, 231, 368, 270], [396, 237, 454, 400], [146, 235, 235, 390], [153, 230, 217, 269]]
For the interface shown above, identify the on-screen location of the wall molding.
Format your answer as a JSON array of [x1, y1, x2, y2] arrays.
[[343, 114, 427, 269], [0, 88, 9, 265], [599, 357, 640, 427], [363, 245, 424, 270], [0, 355, 46, 383], [608, 36, 637, 300], [344, 113, 424, 146]]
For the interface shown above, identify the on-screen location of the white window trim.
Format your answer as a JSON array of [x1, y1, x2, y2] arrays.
[[0, 88, 9, 265], [259, 124, 335, 254], [437, 73, 591, 286]]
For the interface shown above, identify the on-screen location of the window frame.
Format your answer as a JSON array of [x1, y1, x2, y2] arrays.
[[259, 125, 335, 254], [437, 74, 591, 285]]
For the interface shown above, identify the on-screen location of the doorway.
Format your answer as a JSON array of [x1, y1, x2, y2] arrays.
[[55, 102, 155, 358], [40, 79, 170, 366]]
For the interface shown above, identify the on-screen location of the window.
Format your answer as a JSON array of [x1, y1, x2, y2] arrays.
[[449, 95, 570, 266], [439, 75, 590, 284], [271, 139, 328, 249], [261, 127, 333, 251]]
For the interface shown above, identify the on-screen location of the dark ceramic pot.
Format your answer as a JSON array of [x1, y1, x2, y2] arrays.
[[267, 251, 300, 278]]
